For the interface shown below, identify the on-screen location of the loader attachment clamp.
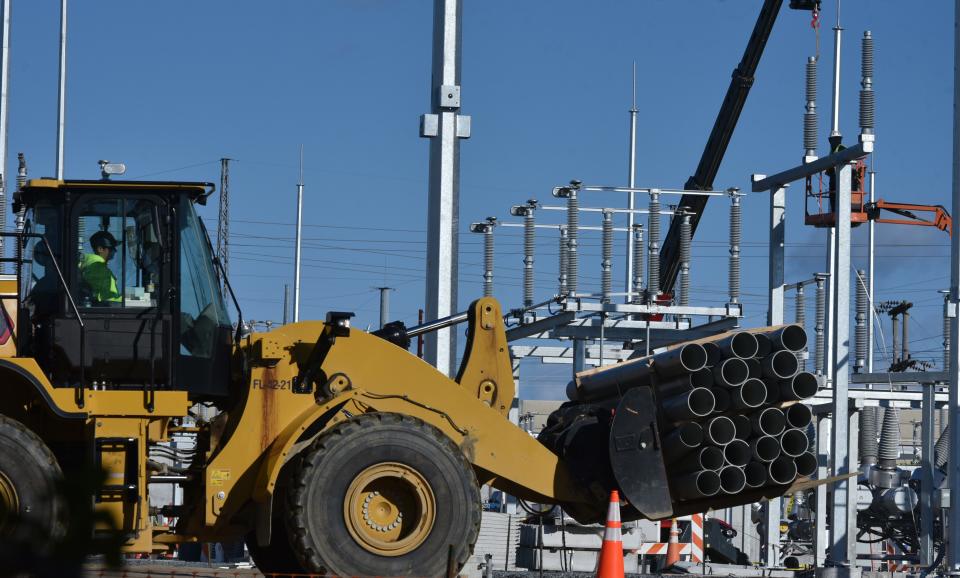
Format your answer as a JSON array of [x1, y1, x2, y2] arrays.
[[609, 387, 672, 519]]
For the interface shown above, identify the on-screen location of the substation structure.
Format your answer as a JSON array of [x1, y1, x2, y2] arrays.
[[468, 22, 956, 574]]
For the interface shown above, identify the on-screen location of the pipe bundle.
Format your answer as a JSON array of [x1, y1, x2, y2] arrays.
[[567, 325, 818, 504]]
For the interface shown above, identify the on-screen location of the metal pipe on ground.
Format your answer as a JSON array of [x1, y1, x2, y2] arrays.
[[762, 350, 800, 380], [795, 452, 818, 477], [768, 456, 799, 485], [662, 388, 716, 422], [673, 469, 721, 500], [764, 382, 780, 405], [723, 439, 751, 467], [652, 343, 709, 379], [713, 357, 750, 387], [731, 378, 767, 410], [751, 407, 786, 437], [662, 423, 704, 457], [705, 416, 737, 445], [657, 369, 714, 397], [703, 342, 722, 366], [676, 447, 725, 473], [715, 331, 759, 359], [785, 403, 813, 430], [780, 428, 809, 458], [733, 414, 752, 440], [766, 324, 808, 352], [778, 372, 819, 401], [719, 465, 747, 494], [711, 387, 731, 414], [751, 436, 782, 463], [755, 333, 773, 358], [573, 342, 707, 400], [744, 461, 768, 488]]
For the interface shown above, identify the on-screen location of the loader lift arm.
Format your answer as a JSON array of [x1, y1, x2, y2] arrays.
[[659, 0, 811, 293]]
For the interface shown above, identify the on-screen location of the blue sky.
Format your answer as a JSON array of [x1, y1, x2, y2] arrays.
[[5, 1, 956, 398]]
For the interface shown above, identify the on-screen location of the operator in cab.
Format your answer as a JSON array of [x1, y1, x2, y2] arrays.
[[79, 231, 121, 304]]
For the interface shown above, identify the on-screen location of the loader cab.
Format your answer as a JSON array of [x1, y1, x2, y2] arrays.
[[15, 179, 233, 399]]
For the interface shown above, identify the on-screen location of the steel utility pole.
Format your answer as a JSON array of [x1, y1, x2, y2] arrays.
[[0, 0, 10, 267], [293, 145, 304, 323], [625, 62, 638, 302], [420, 0, 470, 376], [216, 158, 231, 283], [377, 287, 393, 329], [55, 0, 66, 179], [948, 0, 960, 570]]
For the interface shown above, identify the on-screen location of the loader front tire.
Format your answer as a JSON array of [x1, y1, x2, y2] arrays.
[[0, 415, 65, 551], [285, 413, 481, 577]]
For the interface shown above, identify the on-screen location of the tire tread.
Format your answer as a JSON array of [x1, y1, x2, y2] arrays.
[[285, 412, 481, 576]]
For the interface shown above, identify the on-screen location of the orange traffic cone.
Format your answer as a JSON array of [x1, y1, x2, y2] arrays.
[[596, 489, 625, 578], [665, 518, 682, 567]]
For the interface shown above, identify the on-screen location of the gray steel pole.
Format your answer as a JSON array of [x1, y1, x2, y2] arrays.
[[829, 161, 854, 567], [423, 0, 464, 376], [378, 287, 391, 329], [55, 0, 66, 179], [921, 380, 936, 567], [868, 170, 875, 372], [282, 284, 289, 325], [830, 2, 843, 141], [814, 415, 830, 566], [625, 63, 638, 302], [0, 0, 9, 266], [764, 185, 786, 568], [768, 187, 786, 328], [903, 309, 911, 362], [796, 284, 807, 370], [950, 0, 960, 567], [826, 228, 836, 379], [892, 314, 901, 365], [825, 1, 843, 385], [293, 145, 304, 323]]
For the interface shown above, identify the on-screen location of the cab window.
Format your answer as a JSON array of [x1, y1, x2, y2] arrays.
[[22, 203, 63, 312], [178, 197, 230, 359], [74, 198, 163, 308]]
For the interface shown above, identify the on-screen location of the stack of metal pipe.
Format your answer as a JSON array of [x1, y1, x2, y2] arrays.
[[568, 325, 818, 502]]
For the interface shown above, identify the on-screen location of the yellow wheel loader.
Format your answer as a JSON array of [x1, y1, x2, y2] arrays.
[[0, 178, 814, 576]]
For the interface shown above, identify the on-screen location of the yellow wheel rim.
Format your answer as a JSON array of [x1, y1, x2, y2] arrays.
[[344, 462, 436, 557], [0, 471, 19, 535]]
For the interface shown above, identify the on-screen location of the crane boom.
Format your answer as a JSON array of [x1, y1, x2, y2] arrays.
[[658, 0, 785, 294]]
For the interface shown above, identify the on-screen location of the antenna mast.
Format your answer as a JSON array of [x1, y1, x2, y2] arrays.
[[294, 145, 304, 322]]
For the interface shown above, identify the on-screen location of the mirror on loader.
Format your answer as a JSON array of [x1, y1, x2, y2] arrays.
[[15, 180, 234, 399]]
